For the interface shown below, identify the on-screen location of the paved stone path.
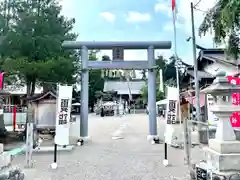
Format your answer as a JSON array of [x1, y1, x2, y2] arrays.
[[11, 114, 203, 180]]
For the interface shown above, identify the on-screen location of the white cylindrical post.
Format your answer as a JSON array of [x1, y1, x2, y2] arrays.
[[25, 104, 34, 168]]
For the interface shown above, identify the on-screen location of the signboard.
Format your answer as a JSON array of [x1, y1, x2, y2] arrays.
[[166, 100, 177, 124], [112, 47, 124, 60], [227, 76, 240, 127], [196, 167, 207, 180], [54, 85, 73, 146]]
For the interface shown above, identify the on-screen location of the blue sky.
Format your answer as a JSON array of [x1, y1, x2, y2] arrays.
[[60, 0, 218, 65]]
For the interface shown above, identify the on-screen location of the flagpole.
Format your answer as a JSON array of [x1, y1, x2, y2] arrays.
[[172, 8, 182, 125], [163, 7, 183, 167], [172, 3, 191, 166]]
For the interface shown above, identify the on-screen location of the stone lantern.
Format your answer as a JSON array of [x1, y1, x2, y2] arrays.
[[201, 71, 240, 178]]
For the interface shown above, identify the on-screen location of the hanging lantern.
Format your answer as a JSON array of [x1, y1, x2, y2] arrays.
[[116, 70, 120, 77], [112, 71, 116, 78], [105, 70, 109, 77], [101, 70, 105, 78], [108, 70, 113, 77], [132, 69, 136, 78]]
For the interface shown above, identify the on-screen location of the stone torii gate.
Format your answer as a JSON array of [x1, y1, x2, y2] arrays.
[[62, 41, 172, 141]]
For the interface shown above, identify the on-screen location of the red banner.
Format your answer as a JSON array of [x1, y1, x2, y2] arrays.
[[232, 92, 240, 105], [227, 76, 240, 127], [227, 75, 240, 85], [230, 112, 240, 127]]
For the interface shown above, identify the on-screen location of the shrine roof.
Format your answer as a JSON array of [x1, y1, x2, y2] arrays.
[[197, 48, 240, 70], [22, 91, 57, 102]]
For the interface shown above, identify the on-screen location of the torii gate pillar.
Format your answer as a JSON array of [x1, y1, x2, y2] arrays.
[[62, 41, 172, 142]]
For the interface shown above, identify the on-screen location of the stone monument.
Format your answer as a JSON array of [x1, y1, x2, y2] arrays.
[[198, 72, 240, 179]]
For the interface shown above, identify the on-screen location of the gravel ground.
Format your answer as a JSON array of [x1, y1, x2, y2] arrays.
[[10, 114, 204, 180]]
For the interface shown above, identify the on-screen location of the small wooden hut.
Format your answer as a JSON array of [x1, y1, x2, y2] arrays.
[[25, 91, 57, 131]]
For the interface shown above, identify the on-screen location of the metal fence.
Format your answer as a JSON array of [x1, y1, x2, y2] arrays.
[[3, 105, 27, 126]]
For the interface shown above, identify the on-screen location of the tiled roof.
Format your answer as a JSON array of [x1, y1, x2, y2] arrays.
[[187, 70, 215, 80], [200, 49, 240, 65]]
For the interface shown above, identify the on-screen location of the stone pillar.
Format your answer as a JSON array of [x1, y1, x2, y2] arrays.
[[80, 46, 89, 138], [25, 103, 35, 168], [147, 45, 157, 137]]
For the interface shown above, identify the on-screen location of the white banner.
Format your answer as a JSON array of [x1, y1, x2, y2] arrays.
[[164, 86, 183, 145], [54, 85, 73, 146]]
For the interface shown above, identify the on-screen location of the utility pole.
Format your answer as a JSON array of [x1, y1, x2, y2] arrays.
[[190, 2, 201, 130], [181, 1, 202, 166]]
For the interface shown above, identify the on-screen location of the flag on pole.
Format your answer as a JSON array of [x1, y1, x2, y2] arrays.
[[172, 0, 177, 32], [171, 0, 178, 59], [172, 0, 176, 11]]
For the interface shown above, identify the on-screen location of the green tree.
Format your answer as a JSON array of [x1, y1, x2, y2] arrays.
[[140, 55, 180, 103], [140, 82, 165, 104], [0, 0, 78, 95], [199, 0, 240, 58]]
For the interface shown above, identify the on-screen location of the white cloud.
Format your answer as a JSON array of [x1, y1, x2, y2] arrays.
[[177, 0, 217, 44], [154, 0, 220, 64], [126, 11, 151, 23], [59, 0, 75, 17], [154, 0, 217, 46], [58, 0, 67, 6], [100, 12, 116, 23], [154, 3, 172, 18]]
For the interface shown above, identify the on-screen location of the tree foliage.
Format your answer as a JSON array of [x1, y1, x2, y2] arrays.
[[140, 55, 178, 82], [199, 0, 240, 58], [140, 55, 180, 103], [141, 56, 179, 103], [0, 0, 79, 95]]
